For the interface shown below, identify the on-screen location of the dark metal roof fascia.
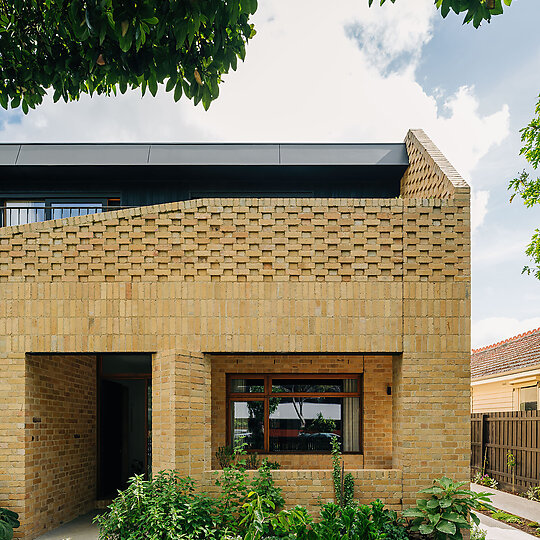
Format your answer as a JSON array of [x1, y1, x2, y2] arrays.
[[0, 143, 408, 167]]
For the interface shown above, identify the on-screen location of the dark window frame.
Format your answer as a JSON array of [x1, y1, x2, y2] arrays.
[[226, 373, 363, 454]]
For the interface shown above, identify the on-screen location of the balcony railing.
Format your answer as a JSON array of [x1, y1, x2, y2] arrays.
[[0, 205, 135, 228]]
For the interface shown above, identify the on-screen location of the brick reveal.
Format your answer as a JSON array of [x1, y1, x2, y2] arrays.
[[24, 354, 97, 538]]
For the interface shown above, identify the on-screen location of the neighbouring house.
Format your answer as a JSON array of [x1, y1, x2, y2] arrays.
[[471, 328, 540, 413], [0, 130, 471, 540]]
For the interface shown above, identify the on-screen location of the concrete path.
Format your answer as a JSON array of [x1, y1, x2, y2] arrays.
[[472, 483, 540, 523], [34, 512, 99, 540], [478, 513, 537, 539]]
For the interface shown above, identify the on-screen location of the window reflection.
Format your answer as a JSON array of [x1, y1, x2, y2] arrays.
[[51, 202, 103, 219], [231, 400, 264, 450], [269, 396, 360, 452]]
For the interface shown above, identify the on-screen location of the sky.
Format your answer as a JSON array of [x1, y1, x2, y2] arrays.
[[1, 0, 539, 349]]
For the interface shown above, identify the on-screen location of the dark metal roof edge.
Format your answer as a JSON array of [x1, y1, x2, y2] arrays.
[[0, 142, 406, 146], [0, 142, 409, 167]]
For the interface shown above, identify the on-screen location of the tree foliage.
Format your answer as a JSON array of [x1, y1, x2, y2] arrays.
[[509, 95, 540, 279], [0, 0, 513, 115], [370, 0, 512, 28], [0, 0, 257, 113]]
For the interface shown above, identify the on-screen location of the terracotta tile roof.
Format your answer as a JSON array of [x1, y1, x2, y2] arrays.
[[471, 327, 540, 379]]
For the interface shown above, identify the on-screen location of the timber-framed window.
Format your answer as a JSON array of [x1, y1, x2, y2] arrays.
[[227, 374, 362, 453]]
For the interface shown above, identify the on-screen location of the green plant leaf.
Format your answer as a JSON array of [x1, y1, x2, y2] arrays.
[[419, 523, 435, 535], [436, 519, 457, 535]]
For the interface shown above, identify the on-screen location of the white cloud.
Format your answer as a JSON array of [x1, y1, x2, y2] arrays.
[[471, 190, 490, 233], [0, 0, 508, 239], [427, 87, 510, 179], [0, 1, 509, 154], [472, 317, 540, 349]]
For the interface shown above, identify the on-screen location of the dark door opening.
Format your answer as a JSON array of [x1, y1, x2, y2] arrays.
[[98, 354, 152, 499]]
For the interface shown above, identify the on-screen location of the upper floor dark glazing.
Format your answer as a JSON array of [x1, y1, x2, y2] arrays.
[[0, 143, 408, 226]]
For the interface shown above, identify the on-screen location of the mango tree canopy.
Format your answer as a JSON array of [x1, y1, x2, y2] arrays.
[[0, 0, 257, 113], [372, 0, 512, 28]]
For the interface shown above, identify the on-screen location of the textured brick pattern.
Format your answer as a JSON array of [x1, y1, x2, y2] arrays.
[[210, 354, 392, 470], [397, 281, 471, 505], [403, 199, 470, 282], [0, 198, 467, 283], [401, 130, 470, 199], [0, 129, 471, 539], [363, 355, 393, 468], [25, 354, 97, 538]]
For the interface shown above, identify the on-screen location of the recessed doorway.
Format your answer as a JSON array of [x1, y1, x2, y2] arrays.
[[97, 354, 152, 499]]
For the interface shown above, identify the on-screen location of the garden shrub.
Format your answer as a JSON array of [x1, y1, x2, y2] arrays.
[[215, 439, 284, 520], [526, 485, 540, 501], [403, 477, 494, 540], [0, 508, 19, 540], [312, 503, 381, 540], [470, 524, 487, 540], [330, 436, 354, 507], [238, 497, 403, 540], [370, 499, 409, 540], [97, 465, 489, 540], [472, 472, 498, 489], [94, 472, 232, 539]]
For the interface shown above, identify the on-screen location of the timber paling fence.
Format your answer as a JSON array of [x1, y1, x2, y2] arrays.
[[471, 411, 540, 492]]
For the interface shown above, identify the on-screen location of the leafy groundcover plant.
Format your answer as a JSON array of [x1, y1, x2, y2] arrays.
[[96, 466, 491, 540], [525, 485, 540, 502], [238, 496, 408, 540], [472, 472, 498, 489], [94, 472, 232, 539], [403, 477, 495, 540], [0, 508, 20, 540]]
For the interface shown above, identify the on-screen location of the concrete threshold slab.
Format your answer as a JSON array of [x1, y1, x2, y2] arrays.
[[34, 512, 99, 540], [472, 483, 540, 523]]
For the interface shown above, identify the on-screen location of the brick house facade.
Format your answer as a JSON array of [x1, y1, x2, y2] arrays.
[[0, 129, 471, 539]]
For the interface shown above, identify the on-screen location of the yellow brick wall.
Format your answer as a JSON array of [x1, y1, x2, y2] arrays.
[[200, 469, 403, 514], [0, 129, 471, 539], [24, 354, 97, 538]]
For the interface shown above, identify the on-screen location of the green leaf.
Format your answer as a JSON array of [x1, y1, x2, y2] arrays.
[[403, 508, 425, 518], [0, 521, 14, 540], [436, 520, 457, 535], [173, 81, 183, 102], [148, 74, 158, 96], [419, 523, 434, 535], [166, 76, 176, 92], [421, 487, 445, 495]]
